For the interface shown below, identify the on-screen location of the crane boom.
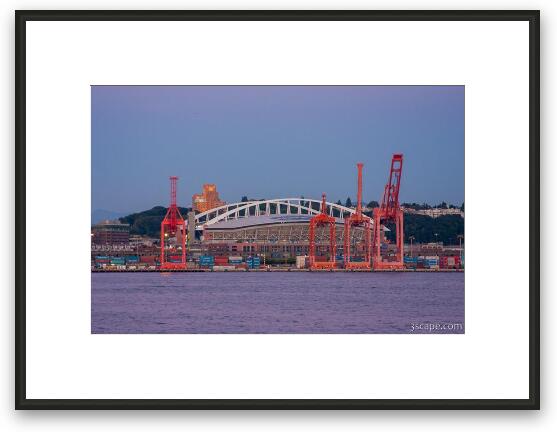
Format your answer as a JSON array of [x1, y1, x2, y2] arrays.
[[380, 154, 403, 219], [356, 162, 363, 215], [373, 154, 404, 270]]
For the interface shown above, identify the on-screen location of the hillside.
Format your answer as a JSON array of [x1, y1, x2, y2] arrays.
[[119, 206, 190, 237], [384, 213, 464, 245]]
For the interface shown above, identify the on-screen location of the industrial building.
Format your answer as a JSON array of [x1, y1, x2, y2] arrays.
[[91, 220, 130, 245]]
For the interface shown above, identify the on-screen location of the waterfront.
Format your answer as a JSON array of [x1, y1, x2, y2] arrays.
[[92, 272, 464, 334]]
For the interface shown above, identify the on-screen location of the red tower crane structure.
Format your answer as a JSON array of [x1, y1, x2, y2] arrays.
[[160, 176, 187, 270], [343, 163, 372, 270], [309, 193, 337, 270], [373, 154, 404, 270]]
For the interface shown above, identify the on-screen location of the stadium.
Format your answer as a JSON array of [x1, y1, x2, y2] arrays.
[[194, 198, 381, 260]]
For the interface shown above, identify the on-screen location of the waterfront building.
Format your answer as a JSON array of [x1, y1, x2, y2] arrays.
[[91, 219, 130, 245]]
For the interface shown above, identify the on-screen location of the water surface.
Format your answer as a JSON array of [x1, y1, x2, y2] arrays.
[[91, 272, 464, 334]]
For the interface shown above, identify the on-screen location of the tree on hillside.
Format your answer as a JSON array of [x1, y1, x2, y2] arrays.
[[345, 197, 352, 208], [384, 213, 464, 245], [241, 196, 249, 202], [367, 200, 379, 208], [336, 200, 342, 206], [118, 206, 188, 237], [402, 202, 432, 210]]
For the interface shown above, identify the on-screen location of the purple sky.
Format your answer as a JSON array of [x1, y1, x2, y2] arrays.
[[92, 86, 464, 214]]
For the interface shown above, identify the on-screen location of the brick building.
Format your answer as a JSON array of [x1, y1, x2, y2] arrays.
[[192, 184, 226, 213]]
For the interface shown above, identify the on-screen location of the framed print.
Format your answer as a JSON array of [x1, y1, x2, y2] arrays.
[[15, 10, 540, 409]]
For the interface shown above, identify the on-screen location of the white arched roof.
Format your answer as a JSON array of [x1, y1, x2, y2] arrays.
[[194, 198, 366, 230]]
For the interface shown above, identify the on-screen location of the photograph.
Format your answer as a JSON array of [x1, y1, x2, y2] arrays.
[[16, 9, 539, 411], [91, 85, 465, 334]]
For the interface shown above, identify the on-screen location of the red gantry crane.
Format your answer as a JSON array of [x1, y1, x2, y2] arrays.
[[160, 176, 187, 270], [373, 154, 404, 270], [343, 163, 372, 270], [309, 193, 337, 270]]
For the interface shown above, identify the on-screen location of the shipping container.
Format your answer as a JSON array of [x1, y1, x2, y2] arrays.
[[140, 255, 157, 263], [247, 256, 261, 269], [228, 256, 243, 262], [295, 256, 308, 269], [199, 254, 215, 268], [126, 256, 139, 263], [440, 255, 461, 269], [213, 265, 236, 271], [314, 256, 331, 262]]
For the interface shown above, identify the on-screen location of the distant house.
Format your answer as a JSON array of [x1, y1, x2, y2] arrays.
[[402, 207, 464, 218]]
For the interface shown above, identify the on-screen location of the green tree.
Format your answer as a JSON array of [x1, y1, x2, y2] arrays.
[[385, 213, 464, 245], [119, 206, 189, 237], [345, 197, 352, 208], [367, 200, 379, 208]]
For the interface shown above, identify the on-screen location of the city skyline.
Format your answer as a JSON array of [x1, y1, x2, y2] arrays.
[[92, 85, 464, 215]]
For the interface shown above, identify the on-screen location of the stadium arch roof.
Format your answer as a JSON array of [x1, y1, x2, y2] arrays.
[[194, 198, 369, 231]]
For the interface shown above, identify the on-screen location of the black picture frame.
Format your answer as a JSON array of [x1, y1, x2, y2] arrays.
[[15, 10, 540, 410]]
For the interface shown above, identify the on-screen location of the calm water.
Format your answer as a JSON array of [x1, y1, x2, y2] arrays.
[[91, 272, 464, 334]]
